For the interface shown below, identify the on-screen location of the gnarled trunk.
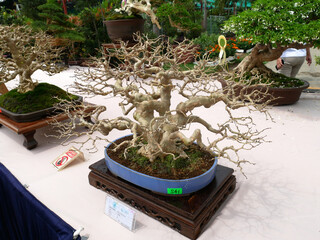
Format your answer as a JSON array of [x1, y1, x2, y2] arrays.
[[17, 72, 37, 93], [234, 44, 285, 76]]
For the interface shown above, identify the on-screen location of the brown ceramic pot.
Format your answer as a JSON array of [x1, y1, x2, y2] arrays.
[[220, 79, 309, 106], [104, 18, 145, 43]]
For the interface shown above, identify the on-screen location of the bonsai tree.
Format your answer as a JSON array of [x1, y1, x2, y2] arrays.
[[107, 0, 161, 28], [0, 25, 64, 93], [223, 0, 320, 75], [156, 0, 202, 40], [32, 0, 84, 43], [52, 35, 274, 175]]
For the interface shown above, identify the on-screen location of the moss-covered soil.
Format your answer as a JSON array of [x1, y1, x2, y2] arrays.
[[0, 83, 78, 114], [107, 136, 215, 180], [235, 71, 306, 88], [226, 60, 306, 88]]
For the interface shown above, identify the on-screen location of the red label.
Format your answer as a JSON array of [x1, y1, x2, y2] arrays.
[[55, 156, 68, 166], [66, 150, 77, 158]]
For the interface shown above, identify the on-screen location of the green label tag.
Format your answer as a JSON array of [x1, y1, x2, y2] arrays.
[[167, 188, 182, 194]]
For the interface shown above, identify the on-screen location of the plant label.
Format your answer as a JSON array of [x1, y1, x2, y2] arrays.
[[105, 195, 136, 231], [167, 188, 183, 195], [52, 147, 84, 171]]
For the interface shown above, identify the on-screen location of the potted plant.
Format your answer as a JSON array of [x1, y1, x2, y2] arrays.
[[104, 0, 161, 43], [52, 35, 274, 196], [223, 0, 320, 105], [0, 25, 79, 122]]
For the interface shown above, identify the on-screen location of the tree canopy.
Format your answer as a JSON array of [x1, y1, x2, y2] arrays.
[[224, 0, 320, 48]]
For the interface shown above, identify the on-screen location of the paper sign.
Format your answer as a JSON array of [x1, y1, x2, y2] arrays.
[[105, 195, 136, 231], [52, 147, 84, 171]]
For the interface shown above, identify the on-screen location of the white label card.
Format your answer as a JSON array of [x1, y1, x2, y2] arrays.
[[52, 146, 84, 171], [105, 195, 136, 231]]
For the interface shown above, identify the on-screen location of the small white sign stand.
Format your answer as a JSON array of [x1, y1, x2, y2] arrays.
[[52, 147, 85, 171], [104, 195, 136, 231]]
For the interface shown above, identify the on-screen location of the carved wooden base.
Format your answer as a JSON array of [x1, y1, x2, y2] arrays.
[[89, 159, 236, 240]]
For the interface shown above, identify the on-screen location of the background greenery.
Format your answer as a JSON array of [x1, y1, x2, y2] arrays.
[[0, 1, 277, 61]]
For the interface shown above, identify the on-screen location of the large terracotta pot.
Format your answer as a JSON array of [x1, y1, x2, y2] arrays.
[[105, 135, 218, 195], [104, 18, 145, 43]]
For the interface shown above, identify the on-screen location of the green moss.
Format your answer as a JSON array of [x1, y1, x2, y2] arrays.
[[106, 13, 142, 21], [0, 83, 78, 114], [125, 147, 149, 168], [231, 72, 305, 88], [163, 62, 217, 74], [124, 143, 207, 174]]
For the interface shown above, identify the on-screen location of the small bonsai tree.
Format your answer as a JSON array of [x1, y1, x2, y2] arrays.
[[0, 25, 64, 93], [224, 0, 320, 75], [52, 35, 274, 174]]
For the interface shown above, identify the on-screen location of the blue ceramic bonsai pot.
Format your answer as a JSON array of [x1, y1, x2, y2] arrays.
[[104, 135, 218, 195]]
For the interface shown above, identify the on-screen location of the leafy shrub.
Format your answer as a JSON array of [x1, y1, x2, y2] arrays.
[[156, 0, 202, 39], [193, 33, 237, 59], [0, 7, 25, 25]]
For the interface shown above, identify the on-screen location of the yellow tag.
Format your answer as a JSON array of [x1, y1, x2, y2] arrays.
[[218, 35, 227, 64]]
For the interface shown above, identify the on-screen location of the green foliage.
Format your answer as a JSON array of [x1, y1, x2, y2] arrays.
[[19, 0, 46, 20], [231, 72, 305, 88], [228, 37, 255, 51], [76, 7, 110, 58], [125, 147, 149, 167], [193, 32, 219, 51], [106, 12, 142, 20], [32, 0, 84, 42], [74, 0, 102, 13], [193, 32, 237, 59], [104, 0, 145, 20], [0, 83, 78, 114], [156, 0, 202, 39], [316, 56, 320, 65], [0, 7, 25, 25], [224, 0, 320, 48], [124, 143, 209, 176]]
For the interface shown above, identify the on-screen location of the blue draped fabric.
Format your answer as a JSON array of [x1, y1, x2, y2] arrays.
[[0, 163, 81, 240]]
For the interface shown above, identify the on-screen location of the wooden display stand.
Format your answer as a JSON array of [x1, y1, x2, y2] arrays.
[[0, 105, 95, 150], [89, 159, 236, 240]]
